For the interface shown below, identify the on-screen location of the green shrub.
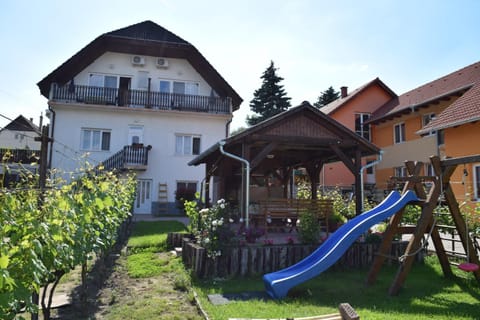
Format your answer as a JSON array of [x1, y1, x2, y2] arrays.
[[297, 209, 320, 244]]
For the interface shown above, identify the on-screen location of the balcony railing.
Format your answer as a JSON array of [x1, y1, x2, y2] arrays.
[[51, 84, 232, 114], [96, 145, 151, 173], [0, 148, 40, 164]]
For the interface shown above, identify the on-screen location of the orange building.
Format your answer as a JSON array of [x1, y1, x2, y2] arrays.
[[320, 78, 396, 196], [369, 61, 480, 203]]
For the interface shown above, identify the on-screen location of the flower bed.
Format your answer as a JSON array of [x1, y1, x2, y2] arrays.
[[181, 237, 424, 278]]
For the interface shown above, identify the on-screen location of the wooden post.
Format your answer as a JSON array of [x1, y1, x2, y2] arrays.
[[32, 126, 51, 320], [354, 149, 362, 216]]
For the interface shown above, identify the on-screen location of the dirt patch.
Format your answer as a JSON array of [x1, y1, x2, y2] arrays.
[[45, 249, 202, 319]]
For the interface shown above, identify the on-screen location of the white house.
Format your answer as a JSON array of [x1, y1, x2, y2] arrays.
[[37, 21, 242, 215], [0, 115, 40, 150], [0, 115, 41, 186]]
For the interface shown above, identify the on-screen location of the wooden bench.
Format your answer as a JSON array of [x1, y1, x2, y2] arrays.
[[252, 198, 333, 235], [229, 302, 360, 320]]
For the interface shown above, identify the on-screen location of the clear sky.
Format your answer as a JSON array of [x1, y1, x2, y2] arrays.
[[1, 0, 479, 130]]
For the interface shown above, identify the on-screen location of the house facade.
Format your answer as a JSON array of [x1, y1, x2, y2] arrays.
[[369, 61, 480, 203], [0, 115, 41, 187], [320, 78, 396, 197], [37, 21, 242, 214]]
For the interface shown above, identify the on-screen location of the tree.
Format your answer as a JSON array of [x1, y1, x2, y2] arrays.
[[246, 61, 291, 126], [313, 86, 340, 108]]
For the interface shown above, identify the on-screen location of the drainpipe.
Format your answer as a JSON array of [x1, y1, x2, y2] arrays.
[[218, 140, 250, 227], [359, 150, 383, 211], [47, 104, 56, 169], [225, 118, 232, 138]]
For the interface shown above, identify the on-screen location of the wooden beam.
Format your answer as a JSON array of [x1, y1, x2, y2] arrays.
[[249, 134, 341, 145], [441, 154, 480, 167], [250, 142, 279, 169], [330, 144, 355, 173], [354, 149, 362, 216]]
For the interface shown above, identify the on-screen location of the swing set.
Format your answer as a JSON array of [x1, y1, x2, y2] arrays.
[[367, 155, 480, 295]]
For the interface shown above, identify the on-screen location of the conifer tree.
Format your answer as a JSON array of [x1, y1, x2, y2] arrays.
[[313, 86, 340, 108], [246, 61, 291, 126]]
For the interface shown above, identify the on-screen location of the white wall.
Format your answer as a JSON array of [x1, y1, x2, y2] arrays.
[[74, 52, 214, 96], [50, 104, 229, 208], [0, 129, 40, 149]]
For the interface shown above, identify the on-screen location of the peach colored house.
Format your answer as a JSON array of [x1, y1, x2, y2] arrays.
[[369, 61, 480, 204], [320, 78, 396, 195]]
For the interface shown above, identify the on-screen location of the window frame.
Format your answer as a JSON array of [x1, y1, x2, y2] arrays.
[[474, 164, 480, 201], [175, 134, 201, 156], [81, 128, 111, 151], [355, 113, 371, 141], [394, 166, 407, 177], [394, 122, 406, 144], [422, 113, 436, 136], [159, 79, 199, 95], [89, 74, 118, 88]]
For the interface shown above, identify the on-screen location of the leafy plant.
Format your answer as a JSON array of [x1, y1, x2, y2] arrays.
[[297, 209, 321, 244]]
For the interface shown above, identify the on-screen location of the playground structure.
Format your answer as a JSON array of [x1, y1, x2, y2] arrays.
[[263, 155, 480, 299], [367, 155, 480, 294]]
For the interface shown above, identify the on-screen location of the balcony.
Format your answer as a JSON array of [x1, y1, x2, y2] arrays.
[[50, 84, 232, 114], [98, 144, 151, 173]]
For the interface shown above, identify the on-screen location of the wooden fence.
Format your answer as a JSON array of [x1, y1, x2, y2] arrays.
[[178, 235, 424, 278]]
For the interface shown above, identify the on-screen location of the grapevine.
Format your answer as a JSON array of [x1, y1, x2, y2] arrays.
[[0, 167, 136, 319]]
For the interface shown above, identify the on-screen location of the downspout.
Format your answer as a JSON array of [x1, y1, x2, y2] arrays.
[[359, 150, 383, 211], [225, 118, 232, 138], [218, 140, 250, 227]]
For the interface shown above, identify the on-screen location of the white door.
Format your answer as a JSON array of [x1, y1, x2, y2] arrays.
[[128, 125, 144, 144], [134, 179, 152, 214]]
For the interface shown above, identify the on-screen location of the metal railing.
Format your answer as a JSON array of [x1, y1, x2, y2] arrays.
[[51, 84, 232, 114], [97, 145, 150, 172]]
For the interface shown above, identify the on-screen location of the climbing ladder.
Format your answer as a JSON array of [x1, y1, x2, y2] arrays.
[[157, 183, 168, 215]]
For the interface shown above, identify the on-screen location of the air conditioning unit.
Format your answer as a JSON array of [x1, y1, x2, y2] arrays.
[[131, 55, 145, 66], [156, 57, 169, 68]]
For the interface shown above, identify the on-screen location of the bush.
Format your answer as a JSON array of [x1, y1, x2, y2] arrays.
[[297, 209, 320, 244]]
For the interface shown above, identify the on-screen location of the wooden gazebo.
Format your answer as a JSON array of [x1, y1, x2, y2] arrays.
[[189, 102, 381, 217]]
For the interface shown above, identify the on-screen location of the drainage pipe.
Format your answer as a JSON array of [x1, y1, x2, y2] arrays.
[[218, 140, 250, 227], [359, 150, 383, 211]]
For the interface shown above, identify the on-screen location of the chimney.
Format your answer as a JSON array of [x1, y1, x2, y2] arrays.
[[340, 86, 348, 98], [29, 118, 33, 123]]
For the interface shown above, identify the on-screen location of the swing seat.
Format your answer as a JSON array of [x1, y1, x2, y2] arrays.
[[458, 262, 479, 272]]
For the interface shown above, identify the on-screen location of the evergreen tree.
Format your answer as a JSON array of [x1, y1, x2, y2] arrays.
[[246, 61, 291, 126], [313, 86, 340, 108]]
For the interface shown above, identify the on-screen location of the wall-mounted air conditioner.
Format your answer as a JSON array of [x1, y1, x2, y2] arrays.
[[132, 55, 145, 66], [156, 57, 169, 68]]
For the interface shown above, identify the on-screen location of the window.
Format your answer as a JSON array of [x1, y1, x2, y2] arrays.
[[81, 129, 111, 151], [425, 163, 434, 177], [394, 166, 407, 177], [474, 164, 480, 200], [175, 135, 201, 155], [176, 181, 198, 201], [137, 71, 149, 89], [422, 113, 436, 136], [366, 160, 375, 174], [89, 74, 117, 88], [355, 113, 371, 141], [394, 122, 406, 144], [159, 80, 170, 93], [437, 129, 445, 146], [159, 80, 198, 95]]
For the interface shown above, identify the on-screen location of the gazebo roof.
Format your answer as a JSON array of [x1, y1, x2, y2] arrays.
[[189, 101, 380, 174]]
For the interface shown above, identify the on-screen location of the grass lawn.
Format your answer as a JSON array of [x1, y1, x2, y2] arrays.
[[127, 220, 187, 250], [193, 255, 480, 319]]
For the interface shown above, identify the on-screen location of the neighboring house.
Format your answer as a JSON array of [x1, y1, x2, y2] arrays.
[[0, 115, 41, 186], [369, 61, 480, 203], [320, 78, 396, 197], [37, 20, 242, 215], [0, 115, 40, 150]]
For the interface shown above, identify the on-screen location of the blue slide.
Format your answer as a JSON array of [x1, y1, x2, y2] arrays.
[[263, 190, 418, 299]]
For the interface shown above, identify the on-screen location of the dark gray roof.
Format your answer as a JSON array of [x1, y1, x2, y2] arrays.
[[105, 20, 190, 45]]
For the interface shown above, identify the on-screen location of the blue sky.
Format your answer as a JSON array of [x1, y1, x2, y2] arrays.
[[1, 0, 479, 130]]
